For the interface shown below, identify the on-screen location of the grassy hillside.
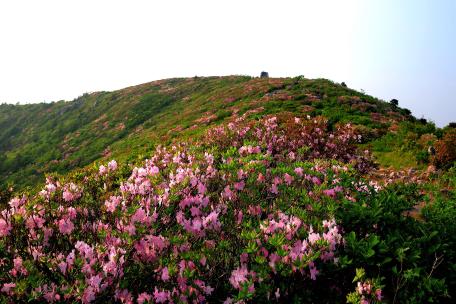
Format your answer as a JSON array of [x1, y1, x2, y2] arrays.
[[0, 75, 433, 190]]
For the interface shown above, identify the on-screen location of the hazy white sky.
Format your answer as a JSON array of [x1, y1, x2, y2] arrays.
[[0, 0, 454, 126]]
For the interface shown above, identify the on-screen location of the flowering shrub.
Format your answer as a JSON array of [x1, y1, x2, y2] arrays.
[[205, 114, 373, 173], [0, 115, 453, 303], [347, 268, 383, 304], [433, 128, 456, 169]]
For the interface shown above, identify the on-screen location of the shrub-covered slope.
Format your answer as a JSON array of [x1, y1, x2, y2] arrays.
[[1, 76, 455, 303], [1, 115, 455, 303], [0, 75, 421, 189]]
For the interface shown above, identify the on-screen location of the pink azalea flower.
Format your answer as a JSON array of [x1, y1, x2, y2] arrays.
[[12, 256, 27, 276], [62, 183, 81, 202], [103, 260, 117, 276], [58, 261, 67, 274], [43, 284, 60, 303], [190, 206, 201, 217], [323, 188, 336, 198], [251, 146, 261, 154], [284, 173, 294, 185], [58, 218, 74, 235], [88, 274, 102, 291], [311, 176, 321, 185], [288, 151, 295, 160], [270, 184, 279, 194], [82, 286, 96, 303], [115, 289, 133, 304], [294, 167, 304, 177], [234, 181, 245, 191], [197, 182, 207, 195], [309, 264, 319, 280], [308, 231, 321, 244], [99, 165, 107, 175], [124, 223, 136, 236], [248, 205, 261, 216], [131, 208, 148, 224], [269, 253, 281, 270], [1, 283, 15, 295], [202, 211, 221, 230], [0, 218, 12, 237], [105, 196, 121, 213], [238, 146, 248, 155], [8, 197, 21, 209], [204, 152, 214, 164], [229, 265, 249, 289], [66, 251, 75, 267], [137, 168, 147, 177], [108, 159, 118, 171], [222, 186, 234, 200], [137, 292, 152, 304], [153, 288, 169, 303], [236, 210, 243, 225], [161, 267, 170, 281], [257, 173, 265, 183], [148, 165, 159, 176]]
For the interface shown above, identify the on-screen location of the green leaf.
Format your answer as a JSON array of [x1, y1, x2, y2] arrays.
[[353, 268, 366, 282]]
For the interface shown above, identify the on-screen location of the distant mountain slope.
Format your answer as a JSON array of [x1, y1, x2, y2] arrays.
[[0, 75, 428, 189]]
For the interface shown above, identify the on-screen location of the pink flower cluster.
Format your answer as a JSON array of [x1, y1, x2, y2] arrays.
[[357, 281, 382, 303], [99, 159, 118, 176], [0, 217, 12, 237], [258, 215, 343, 279], [229, 264, 256, 291], [0, 115, 374, 302], [62, 182, 82, 202], [206, 114, 373, 173]]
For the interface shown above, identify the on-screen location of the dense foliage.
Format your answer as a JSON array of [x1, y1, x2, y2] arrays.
[[433, 129, 456, 169], [1, 115, 454, 303]]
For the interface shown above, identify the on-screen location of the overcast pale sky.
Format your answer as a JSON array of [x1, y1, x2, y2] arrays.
[[0, 0, 454, 126]]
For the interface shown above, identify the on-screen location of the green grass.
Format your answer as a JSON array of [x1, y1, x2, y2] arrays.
[[373, 150, 419, 169]]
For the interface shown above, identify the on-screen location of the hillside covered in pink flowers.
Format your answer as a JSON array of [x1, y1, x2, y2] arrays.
[[1, 76, 456, 303]]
